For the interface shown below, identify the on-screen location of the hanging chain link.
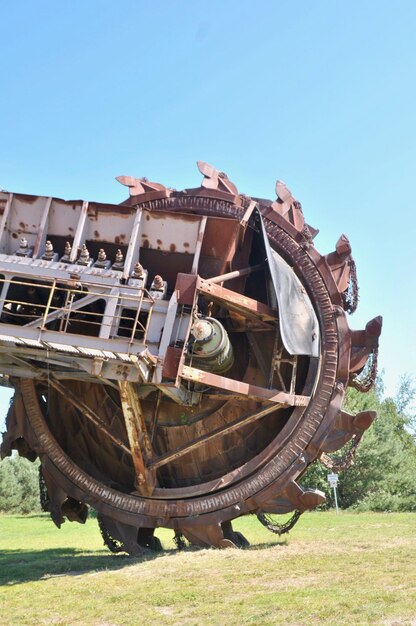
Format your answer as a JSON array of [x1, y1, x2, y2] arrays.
[[349, 349, 378, 392], [97, 515, 126, 554], [257, 510, 302, 535], [342, 258, 359, 314], [173, 531, 187, 550], [38, 467, 50, 512], [319, 433, 364, 472]]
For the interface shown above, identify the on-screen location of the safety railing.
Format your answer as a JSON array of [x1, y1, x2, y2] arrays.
[[0, 276, 155, 344]]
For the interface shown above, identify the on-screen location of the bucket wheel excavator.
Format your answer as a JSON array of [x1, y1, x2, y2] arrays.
[[0, 162, 381, 554]]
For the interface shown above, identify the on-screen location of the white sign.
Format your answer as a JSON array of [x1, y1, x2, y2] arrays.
[[327, 472, 340, 514], [327, 472, 338, 487]]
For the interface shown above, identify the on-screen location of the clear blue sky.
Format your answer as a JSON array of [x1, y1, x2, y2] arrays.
[[0, 0, 415, 427]]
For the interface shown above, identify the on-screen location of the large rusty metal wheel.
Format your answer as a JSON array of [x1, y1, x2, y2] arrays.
[[0, 163, 381, 553]]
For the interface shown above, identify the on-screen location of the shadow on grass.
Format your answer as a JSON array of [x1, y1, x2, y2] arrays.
[[0, 547, 176, 586], [4, 513, 54, 521], [0, 531, 290, 586], [248, 540, 289, 550]]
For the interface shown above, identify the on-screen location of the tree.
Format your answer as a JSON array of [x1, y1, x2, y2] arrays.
[[0, 455, 40, 514], [302, 377, 416, 512], [395, 373, 416, 433]]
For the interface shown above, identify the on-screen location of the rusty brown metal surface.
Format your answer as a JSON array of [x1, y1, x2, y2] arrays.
[[0, 162, 382, 554], [118, 380, 156, 495], [196, 277, 277, 323], [179, 365, 310, 405]]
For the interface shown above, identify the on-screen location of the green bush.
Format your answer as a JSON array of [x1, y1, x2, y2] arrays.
[[0, 455, 40, 514], [302, 377, 416, 512]]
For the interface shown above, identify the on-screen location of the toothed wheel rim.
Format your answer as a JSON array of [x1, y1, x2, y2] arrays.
[[18, 200, 347, 529]]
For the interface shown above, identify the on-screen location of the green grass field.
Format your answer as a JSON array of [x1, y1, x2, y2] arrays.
[[0, 512, 415, 625]]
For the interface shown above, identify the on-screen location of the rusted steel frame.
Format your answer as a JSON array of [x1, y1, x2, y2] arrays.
[[239, 199, 257, 230], [324, 234, 352, 293], [1, 365, 117, 385], [297, 240, 345, 307], [7, 352, 39, 374], [198, 161, 239, 195], [221, 228, 240, 275], [42, 375, 132, 456], [118, 380, 156, 496], [236, 199, 258, 249], [160, 274, 199, 384], [269, 326, 286, 390], [289, 357, 298, 395], [271, 345, 298, 396], [270, 181, 306, 233], [257, 479, 325, 516], [156, 275, 197, 383], [179, 364, 309, 406], [148, 402, 279, 471], [246, 332, 270, 383], [117, 175, 167, 194], [273, 356, 286, 391], [258, 203, 301, 241], [149, 390, 161, 444], [153, 383, 186, 404], [13, 194, 347, 529], [207, 263, 265, 285], [349, 316, 382, 373], [131, 190, 245, 214], [206, 322, 272, 333], [18, 332, 313, 521], [320, 409, 376, 456], [197, 277, 277, 323], [0, 346, 92, 378]]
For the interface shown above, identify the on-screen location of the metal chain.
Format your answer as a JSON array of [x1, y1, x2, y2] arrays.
[[38, 467, 50, 512], [342, 258, 359, 314], [257, 510, 302, 535], [173, 531, 187, 550], [349, 349, 378, 392], [97, 515, 126, 554], [319, 433, 363, 472]]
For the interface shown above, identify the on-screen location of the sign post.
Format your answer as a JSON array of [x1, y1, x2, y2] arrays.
[[327, 472, 339, 514]]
